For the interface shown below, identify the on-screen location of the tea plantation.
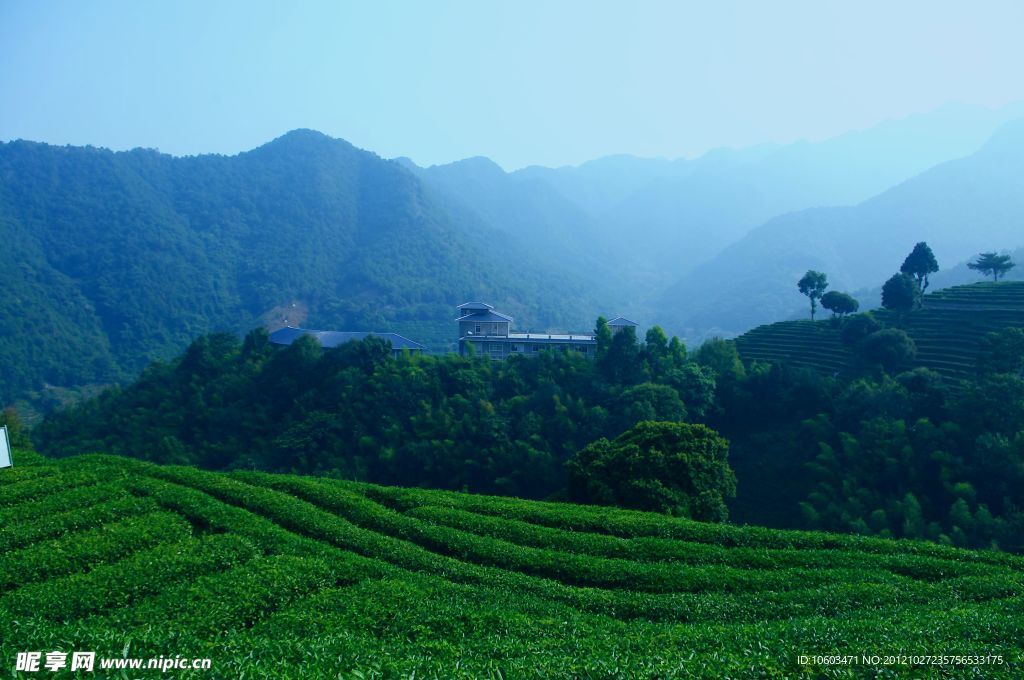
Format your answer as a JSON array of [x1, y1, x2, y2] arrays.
[[735, 281, 1024, 379], [1, 451, 1022, 678]]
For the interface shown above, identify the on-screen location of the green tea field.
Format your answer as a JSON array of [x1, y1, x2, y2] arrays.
[[735, 281, 1024, 379], [1, 451, 1022, 678]]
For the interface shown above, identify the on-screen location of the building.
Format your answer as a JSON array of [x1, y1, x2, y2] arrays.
[[269, 326, 426, 358], [607, 317, 639, 335], [456, 302, 601, 361]]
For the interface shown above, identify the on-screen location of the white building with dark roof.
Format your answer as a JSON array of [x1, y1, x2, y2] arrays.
[[457, 302, 621, 361]]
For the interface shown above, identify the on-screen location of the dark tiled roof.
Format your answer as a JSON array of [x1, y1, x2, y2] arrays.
[[269, 327, 425, 351], [456, 310, 514, 323], [607, 316, 639, 327], [457, 301, 494, 311]]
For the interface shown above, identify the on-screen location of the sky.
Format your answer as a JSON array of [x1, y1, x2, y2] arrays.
[[2, 1, 1023, 169]]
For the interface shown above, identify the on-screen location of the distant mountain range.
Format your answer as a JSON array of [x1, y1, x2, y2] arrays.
[[0, 131, 611, 405], [404, 102, 1024, 333], [3, 102, 1024, 404], [659, 117, 1024, 335]]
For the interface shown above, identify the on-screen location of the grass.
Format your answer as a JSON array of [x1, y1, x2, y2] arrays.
[[735, 281, 1024, 379], [0, 452, 1021, 678]]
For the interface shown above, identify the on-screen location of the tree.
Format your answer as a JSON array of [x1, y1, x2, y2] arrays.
[[611, 383, 686, 434], [840, 312, 882, 346], [565, 421, 736, 520], [0, 408, 33, 449], [967, 252, 1016, 281], [977, 327, 1024, 376], [594, 316, 613, 360], [820, 291, 859, 319], [602, 326, 645, 385], [900, 242, 939, 299], [643, 326, 671, 379], [797, 270, 829, 320], [693, 338, 745, 379], [881, 272, 917, 312], [859, 329, 917, 372]]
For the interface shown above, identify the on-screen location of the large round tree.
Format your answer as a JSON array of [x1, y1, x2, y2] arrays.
[[566, 421, 736, 521], [881, 272, 917, 312], [900, 242, 939, 298]]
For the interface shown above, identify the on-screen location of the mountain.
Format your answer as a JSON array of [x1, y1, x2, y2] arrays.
[[659, 118, 1024, 338], [407, 103, 1024, 319], [0, 131, 607, 405], [518, 102, 1024, 284], [400, 156, 629, 302]]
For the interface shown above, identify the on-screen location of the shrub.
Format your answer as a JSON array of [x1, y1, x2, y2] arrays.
[[566, 421, 736, 520]]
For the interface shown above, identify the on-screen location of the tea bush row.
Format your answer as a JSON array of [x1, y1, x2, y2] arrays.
[[0, 511, 190, 590], [0, 470, 102, 507], [406, 504, 1002, 582], [0, 494, 160, 552], [0, 534, 259, 625], [360, 483, 1022, 567], [0, 480, 130, 525], [233, 473, 918, 595]]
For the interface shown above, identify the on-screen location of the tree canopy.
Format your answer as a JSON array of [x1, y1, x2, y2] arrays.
[[797, 270, 829, 320], [900, 242, 939, 297], [858, 329, 917, 371], [968, 252, 1016, 281], [881, 272, 917, 312], [566, 421, 736, 520], [820, 291, 859, 319]]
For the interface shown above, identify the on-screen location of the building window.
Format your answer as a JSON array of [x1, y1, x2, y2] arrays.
[[475, 324, 481, 334]]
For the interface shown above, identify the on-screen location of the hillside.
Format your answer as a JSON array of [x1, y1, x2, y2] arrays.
[[661, 118, 1024, 338], [515, 102, 1024, 284], [735, 281, 1024, 379], [0, 132, 606, 405], [1, 452, 1022, 677]]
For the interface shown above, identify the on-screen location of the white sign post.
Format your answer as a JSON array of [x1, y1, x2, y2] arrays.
[[0, 425, 12, 469]]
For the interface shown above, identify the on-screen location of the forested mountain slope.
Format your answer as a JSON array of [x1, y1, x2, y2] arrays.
[[0, 131, 605, 404]]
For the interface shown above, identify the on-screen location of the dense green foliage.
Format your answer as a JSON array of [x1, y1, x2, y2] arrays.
[[566, 421, 735, 520], [882, 272, 918, 311], [36, 325, 709, 499], [820, 290, 859, 318], [0, 133, 610, 406], [0, 453, 1021, 677], [36, 281, 1024, 554], [723, 340, 1024, 552], [858, 328, 917, 370]]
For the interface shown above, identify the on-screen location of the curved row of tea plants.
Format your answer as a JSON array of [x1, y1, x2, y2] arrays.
[[0, 452, 1021, 678]]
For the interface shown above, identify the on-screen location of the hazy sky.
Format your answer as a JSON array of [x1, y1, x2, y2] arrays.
[[2, 1, 1023, 169]]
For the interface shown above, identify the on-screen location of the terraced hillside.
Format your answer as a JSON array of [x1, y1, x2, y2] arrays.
[[735, 281, 1024, 379], [1, 452, 1022, 677]]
